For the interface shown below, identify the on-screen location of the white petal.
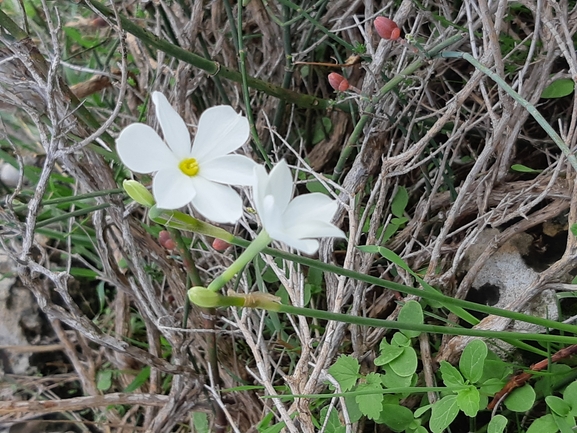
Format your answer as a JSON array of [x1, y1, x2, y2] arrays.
[[270, 230, 320, 255], [117, 123, 177, 173], [192, 106, 250, 161], [286, 220, 346, 239], [283, 193, 338, 225], [153, 168, 197, 209], [200, 155, 257, 186], [152, 92, 192, 159], [253, 164, 269, 220], [260, 194, 284, 234], [189, 177, 243, 223], [265, 160, 293, 213]]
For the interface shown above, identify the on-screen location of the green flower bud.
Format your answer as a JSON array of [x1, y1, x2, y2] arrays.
[[188, 286, 221, 308], [123, 180, 155, 207]]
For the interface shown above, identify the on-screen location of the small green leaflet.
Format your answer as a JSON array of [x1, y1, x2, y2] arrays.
[[430, 395, 459, 433], [459, 340, 487, 383], [356, 373, 384, 420], [328, 355, 360, 391], [541, 78, 574, 99]]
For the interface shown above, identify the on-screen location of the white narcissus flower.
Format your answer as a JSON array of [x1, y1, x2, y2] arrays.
[[116, 92, 256, 224], [253, 160, 346, 254]]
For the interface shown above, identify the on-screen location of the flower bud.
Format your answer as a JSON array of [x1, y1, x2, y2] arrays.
[[188, 286, 221, 308], [374, 17, 401, 40], [328, 73, 350, 92], [159, 230, 176, 250], [123, 179, 155, 207], [212, 238, 231, 252]]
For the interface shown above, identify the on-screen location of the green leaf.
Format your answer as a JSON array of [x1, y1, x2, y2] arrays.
[[329, 355, 360, 391], [378, 404, 414, 432], [570, 224, 577, 238], [480, 378, 507, 395], [460, 340, 487, 383], [488, 414, 508, 433], [456, 385, 480, 417], [429, 395, 459, 433], [344, 393, 363, 423], [390, 216, 409, 226], [504, 384, 536, 412], [541, 78, 575, 99], [480, 351, 513, 382], [312, 117, 333, 145], [553, 414, 575, 433], [97, 370, 112, 391], [305, 180, 330, 194], [124, 366, 151, 392], [536, 364, 572, 398], [319, 406, 346, 433], [547, 396, 571, 417], [511, 163, 542, 174], [260, 422, 286, 433], [391, 187, 409, 218], [398, 300, 424, 338], [391, 332, 410, 347], [382, 366, 414, 388], [356, 373, 384, 420], [439, 361, 465, 387], [192, 412, 210, 433], [526, 414, 560, 433], [389, 347, 418, 377], [375, 340, 405, 366], [564, 380, 577, 414]]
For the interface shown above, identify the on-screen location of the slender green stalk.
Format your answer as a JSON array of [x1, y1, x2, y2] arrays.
[[274, 303, 577, 345], [236, 0, 269, 165], [333, 33, 464, 177], [440, 51, 577, 173], [36, 203, 110, 228], [267, 3, 294, 154], [82, 0, 348, 112], [276, 0, 355, 52], [189, 289, 577, 344], [13, 188, 123, 213], [207, 230, 272, 292], [153, 208, 577, 335], [197, 34, 231, 106], [269, 386, 468, 400]]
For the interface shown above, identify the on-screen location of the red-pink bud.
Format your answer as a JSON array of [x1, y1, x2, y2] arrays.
[[159, 230, 176, 250], [374, 17, 401, 40], [328, 73, 350, 92], [212, 238, 231, 252]]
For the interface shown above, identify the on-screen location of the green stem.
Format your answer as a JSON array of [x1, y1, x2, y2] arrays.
[[236, 0, 269, 165], [207, 230, 272, 292], [152, 208, 577, 335], [333, 33, 464, 178], [276, 0, 355, 52], [440, 51, 577, 173], [272, 303, 577, 345], [36, 203, 110, 228], [13, 188, 123, 213], [82, 0, 348, 112]]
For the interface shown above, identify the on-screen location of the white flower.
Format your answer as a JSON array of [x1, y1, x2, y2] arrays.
[[253, 160, 346, 254], [117, 92, 256, 224]]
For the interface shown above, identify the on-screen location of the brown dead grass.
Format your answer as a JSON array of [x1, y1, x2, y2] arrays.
[[1, 0, 577, 431]]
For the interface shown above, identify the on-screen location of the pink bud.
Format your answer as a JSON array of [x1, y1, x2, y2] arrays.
[[328, 73, 350, 92], [159, 230, 176, 250], [374, 17, 401, 40], [212, 238, 231, 252]]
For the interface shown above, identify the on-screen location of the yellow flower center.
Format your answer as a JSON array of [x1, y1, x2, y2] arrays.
[[179, 158, 200, 177]]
